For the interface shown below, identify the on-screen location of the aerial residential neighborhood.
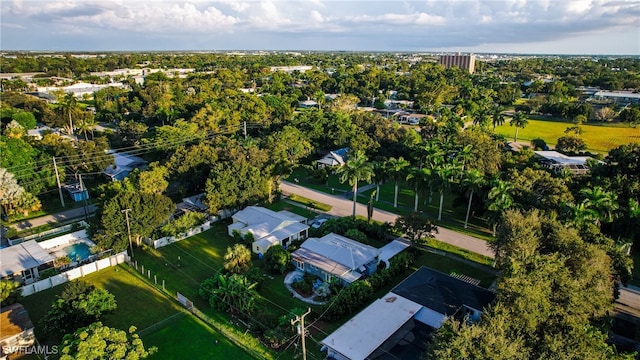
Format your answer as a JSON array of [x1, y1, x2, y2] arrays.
[[1, 1, 640, 359]]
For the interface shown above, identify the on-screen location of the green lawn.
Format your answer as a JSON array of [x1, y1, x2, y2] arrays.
[[21, 266, 183, 336], [144, 314, 253, 360], [494, 118, 640, 153], [362, 182, 495, 241], [132, 222, 318, 321]]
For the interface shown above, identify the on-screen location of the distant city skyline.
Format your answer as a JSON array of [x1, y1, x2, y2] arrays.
[[2, 0, 639, 55]]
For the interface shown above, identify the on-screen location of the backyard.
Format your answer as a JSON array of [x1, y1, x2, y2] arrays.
[[18, 264, 250, 359]]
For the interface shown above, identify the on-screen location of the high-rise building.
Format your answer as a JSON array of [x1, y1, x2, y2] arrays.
[[439, 53, 476, 74]]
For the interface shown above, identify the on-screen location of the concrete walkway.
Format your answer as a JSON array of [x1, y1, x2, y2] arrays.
[[283, 270, 327, 305], [280, 181, 495, 258], [9, 204, 97, 231]]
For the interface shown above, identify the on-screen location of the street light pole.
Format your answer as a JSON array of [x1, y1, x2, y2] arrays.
[[122, 208, 133, 258]]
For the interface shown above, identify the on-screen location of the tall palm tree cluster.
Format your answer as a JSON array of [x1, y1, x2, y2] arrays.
[[335, 141, 512, 229]]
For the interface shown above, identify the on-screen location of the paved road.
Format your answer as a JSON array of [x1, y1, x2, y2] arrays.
[[280, 181, 495, 258], [9, 204, 97, 231]]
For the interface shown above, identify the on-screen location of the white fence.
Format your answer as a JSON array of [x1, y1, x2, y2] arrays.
[[20, 251, 129, 297], [8, 221, 89, 246], [143, 221, 212, 249]]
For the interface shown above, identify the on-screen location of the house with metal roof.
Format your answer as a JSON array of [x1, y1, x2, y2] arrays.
[[0, 241, 54, 284], [291, 233, 380, 285], [534, 150, 593, 175], [102, 151, 148, 181], [227, 206, 309, 254], [321, 266, 496, 360], [317, 147, 349, 169]]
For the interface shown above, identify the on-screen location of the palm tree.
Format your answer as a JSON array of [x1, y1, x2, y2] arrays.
[[223, 244, 252, 274], [406, 167, 431, 212], [386, 156, 410, 208], [56, 93, 81, 135], [372, 160, 389, 202], [77, 113, 97, 140], [579, 186, 618, 225], [336, 150, 374, 217], [455, 144, 474, 176], [461, 169, 485, 229], [510, 111, 529, 142], [487, 179, 514, 234], [431, 163, 455, 221], [492, 105, 506, 130]]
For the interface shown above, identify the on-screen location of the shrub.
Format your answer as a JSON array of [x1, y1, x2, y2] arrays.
[[263, 245, 291, 274]]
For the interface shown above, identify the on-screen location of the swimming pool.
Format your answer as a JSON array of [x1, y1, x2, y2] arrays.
[[63, 243, 93, 262]]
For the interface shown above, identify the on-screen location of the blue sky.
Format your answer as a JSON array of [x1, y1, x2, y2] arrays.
[[2, 0, 639, 54]]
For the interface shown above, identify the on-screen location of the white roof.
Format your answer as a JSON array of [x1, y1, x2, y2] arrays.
[[103, 152, 147, 179], [299, 233, 380, 270], [231, 206, 308, 242], [317, 151, 347, 167], [594, 91, 640, 99], [321, 293, 422, 360], [534, 151, 591, 165], [0, 240, 54, 277]]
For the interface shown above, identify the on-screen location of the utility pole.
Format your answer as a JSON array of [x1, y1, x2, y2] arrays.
[[78, 174, 89, 221], [122, 209, 133, 258], [291, 308, 312, 360], [243, 121, 247, 140], [52, 157, 65, 208]]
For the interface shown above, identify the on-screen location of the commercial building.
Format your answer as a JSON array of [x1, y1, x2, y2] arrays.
[[439, 53, 476, 74]]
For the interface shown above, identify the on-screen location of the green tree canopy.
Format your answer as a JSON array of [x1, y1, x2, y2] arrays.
[[60, 322, 156, 360], [93, 191, 174, 252], [41, 281, 117, 336], [263, 245, 291, 275]]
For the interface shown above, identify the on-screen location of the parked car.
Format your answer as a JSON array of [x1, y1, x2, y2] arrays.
[[311, 218, 328, 229]]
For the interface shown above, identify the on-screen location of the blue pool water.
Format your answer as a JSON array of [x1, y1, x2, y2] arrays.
[[63, 243, 92, 262]]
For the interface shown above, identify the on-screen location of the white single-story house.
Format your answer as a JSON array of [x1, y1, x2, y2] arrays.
[[0, 241, 54, 284], [291, 233, 380, 285], [299, 99, 318, 108], [228, 206, 309, 254], [592, 91, 640, 105], [397, 112, 426, 125], [0, 303, 35, 355], [317, 147, 349, 169], [321, 266, 496, 360], [102, 152, 148, 181], [534, 150, 593, 175]]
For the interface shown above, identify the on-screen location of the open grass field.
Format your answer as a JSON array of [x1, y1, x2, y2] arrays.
[[494, 119, 640, 153], [18, 264, 248, 360], [20, 265, 183, 338], [144, 314, 253, 360]]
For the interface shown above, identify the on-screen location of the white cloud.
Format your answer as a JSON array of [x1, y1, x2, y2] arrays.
[[1, 0, 638, 53]]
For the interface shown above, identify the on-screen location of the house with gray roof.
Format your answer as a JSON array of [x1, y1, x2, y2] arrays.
[[228, 206, 309, 254], [0, 241, 54, 285], [317, 147, 349, 169], [291, 233, 380, 285], [102, 151, 147, 181], [321, 266, 496, 360]]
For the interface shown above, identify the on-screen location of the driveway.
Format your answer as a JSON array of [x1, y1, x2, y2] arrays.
[[280, 181, 495, 258]]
